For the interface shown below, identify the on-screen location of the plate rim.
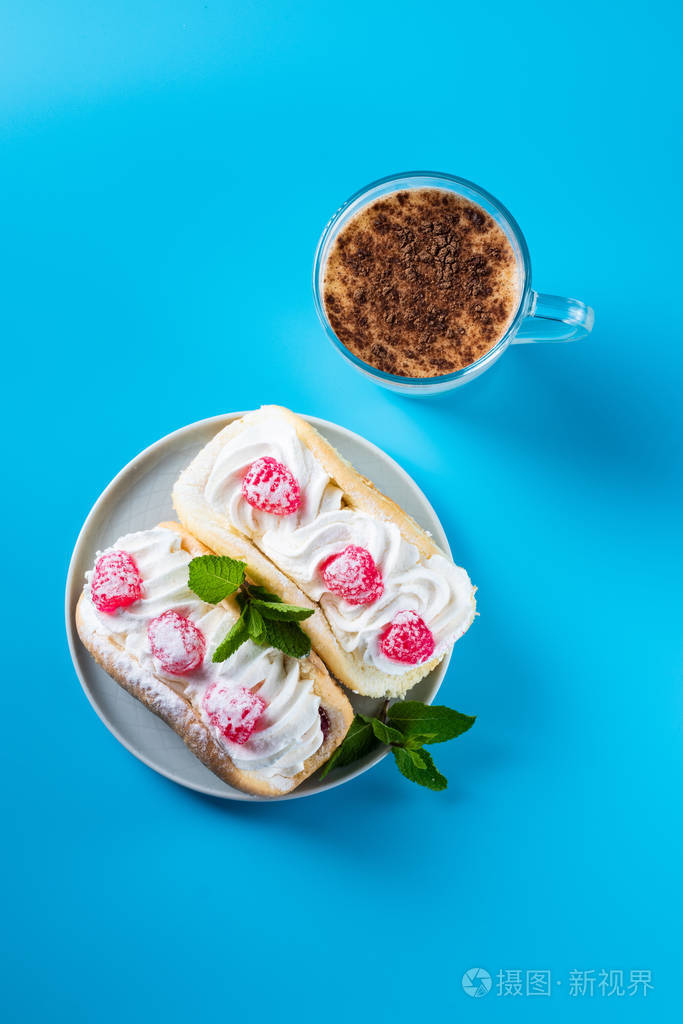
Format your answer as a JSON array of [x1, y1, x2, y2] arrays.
[[65, 410, 454, 801]]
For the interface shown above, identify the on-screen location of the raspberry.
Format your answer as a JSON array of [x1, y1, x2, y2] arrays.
[[203, 685, 267, 745], [380, 610, 435, 665], [148, 611, 206, 674], [241, 456, 301, 515], [321, 545, 384, 605], [319, 707, 330, 740], [91, 550, 143, 613]]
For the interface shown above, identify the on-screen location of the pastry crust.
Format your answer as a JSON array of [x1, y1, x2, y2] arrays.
[[172, 407, 476, 698], [76, 522, 353, 797]]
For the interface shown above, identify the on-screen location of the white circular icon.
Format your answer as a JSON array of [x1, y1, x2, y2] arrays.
[[462, 968, 492, 998]]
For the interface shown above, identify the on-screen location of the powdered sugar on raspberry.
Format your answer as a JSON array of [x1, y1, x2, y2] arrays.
[[148, 610, 206, 675], [321, 544, 384, 605], [203, 684, 267, 744], [90, 550, 143, 613], [380, 610, 435, 664], [241, 456, 301, 515]]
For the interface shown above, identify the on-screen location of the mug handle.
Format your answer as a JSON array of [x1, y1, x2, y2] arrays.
[[512, 292, 594, 344]]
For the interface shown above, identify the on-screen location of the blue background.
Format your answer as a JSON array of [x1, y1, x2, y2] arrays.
[[2, 1, 681, 1021]]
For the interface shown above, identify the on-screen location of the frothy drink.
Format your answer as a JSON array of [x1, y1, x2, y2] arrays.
[[323, 188, 520, 377]]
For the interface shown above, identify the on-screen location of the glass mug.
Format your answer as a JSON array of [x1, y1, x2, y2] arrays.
[[313, 171, 594, 395]]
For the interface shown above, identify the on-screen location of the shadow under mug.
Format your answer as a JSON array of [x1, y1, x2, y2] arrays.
[[313, 171, 595, 396]]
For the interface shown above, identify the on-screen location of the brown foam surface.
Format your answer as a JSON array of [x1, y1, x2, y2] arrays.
[[323, 188, 519, 377]]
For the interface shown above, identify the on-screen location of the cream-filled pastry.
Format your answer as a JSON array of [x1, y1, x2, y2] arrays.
[[173, 406, 476, 698], [76, 522, 353, 796]]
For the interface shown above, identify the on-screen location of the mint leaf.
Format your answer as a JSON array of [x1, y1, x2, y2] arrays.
[[246, 585, 282, 603], [188, 555, 246, 604], [388, 702, 476, 744], [261, 617, 311, 658], [251, 598, 314, 622], [393, 746, 448, 790], [320, 715, 378, 778], [363, 716, 406, 746], [213, 609, 249, 662], [246, 604, 266, 642], [403, 734, 434, 750]]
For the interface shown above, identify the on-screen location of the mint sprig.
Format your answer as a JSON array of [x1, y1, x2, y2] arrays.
[[187, 554, 314, 662], [320, 701, 476, 790]]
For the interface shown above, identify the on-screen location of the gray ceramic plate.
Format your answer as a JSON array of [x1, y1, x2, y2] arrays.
[[65, 412, 453, 800]]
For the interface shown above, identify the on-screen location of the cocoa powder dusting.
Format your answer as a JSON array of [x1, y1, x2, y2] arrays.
[[323, 188, 519, 377]]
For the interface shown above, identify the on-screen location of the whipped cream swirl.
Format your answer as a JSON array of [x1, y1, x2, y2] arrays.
[[84, 527, 322, 784], [204, 410, 475, 675]]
